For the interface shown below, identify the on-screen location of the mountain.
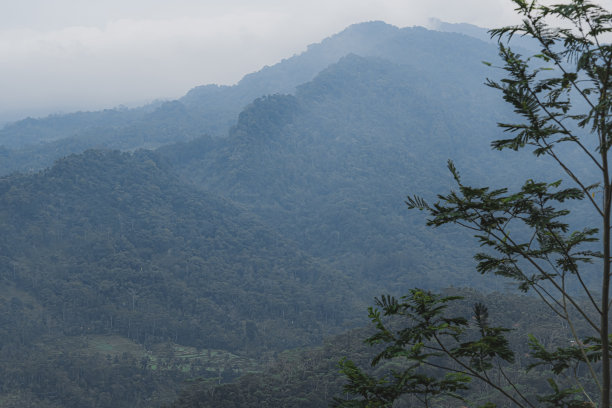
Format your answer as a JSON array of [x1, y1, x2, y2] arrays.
[[3, 21, 533, 290], [158, 47, 553, 292], [1, 149, 365, 349], [0, 149, 364, 406], [428, 18, 493, 42], [429, 18, 541, 51], [0, 21, 506, 175], [0, 20, 574, 407]]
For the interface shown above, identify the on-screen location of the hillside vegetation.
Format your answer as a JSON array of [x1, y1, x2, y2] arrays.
[[0, 21, 577, 407]]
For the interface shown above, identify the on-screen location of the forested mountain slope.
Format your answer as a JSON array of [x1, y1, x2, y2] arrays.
[[0, 149, 363, 406], [171, 288, 583, 408], [0, 149, 363, 349], [159, 51, 556, 292], [0, 19, 580, 407], [0, 21, 510, 175]]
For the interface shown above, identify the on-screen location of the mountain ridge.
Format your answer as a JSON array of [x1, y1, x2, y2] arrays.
[[0, 20, 501, 176]]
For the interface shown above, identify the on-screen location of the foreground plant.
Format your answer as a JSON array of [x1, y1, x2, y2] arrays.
[[337, 0, 612, 406]]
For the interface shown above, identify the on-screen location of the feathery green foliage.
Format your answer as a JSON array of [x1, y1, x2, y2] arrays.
[[340, 1, 612, 406]]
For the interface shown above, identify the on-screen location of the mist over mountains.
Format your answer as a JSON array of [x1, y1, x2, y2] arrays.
[[0, 21, 567, 407], [0, 21, 506, 170]]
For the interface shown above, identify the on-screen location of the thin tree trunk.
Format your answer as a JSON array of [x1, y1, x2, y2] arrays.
[[601, 143, 611, 408]]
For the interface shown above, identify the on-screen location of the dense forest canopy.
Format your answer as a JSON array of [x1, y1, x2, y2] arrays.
[[0, 17, 590, 408]]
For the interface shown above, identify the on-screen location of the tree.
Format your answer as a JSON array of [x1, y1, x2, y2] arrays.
[[336, 1, 612, 407]]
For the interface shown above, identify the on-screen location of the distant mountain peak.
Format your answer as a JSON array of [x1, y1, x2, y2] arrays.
[[318, 20, 399, 43], [428, 17, 540, 51]]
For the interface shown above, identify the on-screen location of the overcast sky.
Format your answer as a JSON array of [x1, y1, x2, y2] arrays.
[[1, 0, 609, 123]]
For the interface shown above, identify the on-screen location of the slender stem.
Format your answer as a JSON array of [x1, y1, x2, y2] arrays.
[[544, 225, 601, 315], [432, 334, 530, 408], [537, 138, 604, 217], [497, 362, 536, 408], [524, 80, 604, 174], [562, 279, 602, 391], [600, 114, 611, 408], [531, 284, 566, 319], [530, 18, 597, 113], [469, 210, 600, 331], [572, 364, 596, 406], [597, 21, 612, 403], [490, 226, 600, 331]]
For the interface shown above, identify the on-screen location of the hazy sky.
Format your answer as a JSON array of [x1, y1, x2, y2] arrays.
[[1, 0, 608, 122]]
